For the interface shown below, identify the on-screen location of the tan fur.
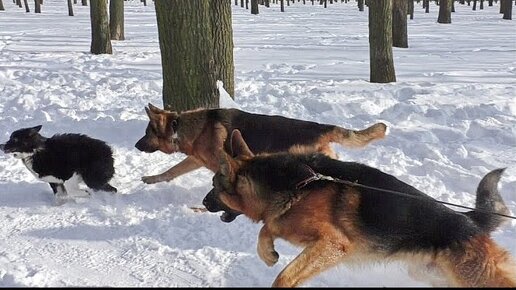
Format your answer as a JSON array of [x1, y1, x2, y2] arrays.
[[138, 104, 387, 184]]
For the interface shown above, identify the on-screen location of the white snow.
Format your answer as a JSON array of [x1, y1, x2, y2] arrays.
[[0, 0, 515, 287]]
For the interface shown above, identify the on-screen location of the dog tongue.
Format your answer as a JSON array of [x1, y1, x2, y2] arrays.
[[220, 212, 237, 223]]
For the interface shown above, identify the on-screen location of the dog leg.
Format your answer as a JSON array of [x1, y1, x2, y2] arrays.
[[142, 156, 203, 184], [272, 239, 347, 288], [53, 184, 68, 206], [257, 225, 279, 267]]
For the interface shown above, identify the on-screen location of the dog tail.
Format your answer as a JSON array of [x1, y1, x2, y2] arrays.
[[329, 122, 387, 148], [465, 168, 510, 233]]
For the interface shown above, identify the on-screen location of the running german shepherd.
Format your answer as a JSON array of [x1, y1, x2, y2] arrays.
[[135, 103, 386, 184], [207, 129, 516, 287]]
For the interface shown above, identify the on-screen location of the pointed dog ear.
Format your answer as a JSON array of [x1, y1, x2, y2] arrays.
[[148, 103, 167, 113], [29, 125, 42, 136], [230, 129, 254, 159], [219, 149, 232, 176]]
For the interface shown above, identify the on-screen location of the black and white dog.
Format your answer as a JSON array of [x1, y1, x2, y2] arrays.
[[0, 125, 117, 203]]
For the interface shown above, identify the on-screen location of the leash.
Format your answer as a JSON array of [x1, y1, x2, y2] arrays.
[[295, 165, 516, 221]]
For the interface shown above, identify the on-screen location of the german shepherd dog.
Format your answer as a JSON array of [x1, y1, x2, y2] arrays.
[[135, 103, 386, 219], [207, 129, 516, 287]]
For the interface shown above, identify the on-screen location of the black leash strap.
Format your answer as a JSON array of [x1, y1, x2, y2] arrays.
[[296, 165, 516, 221]]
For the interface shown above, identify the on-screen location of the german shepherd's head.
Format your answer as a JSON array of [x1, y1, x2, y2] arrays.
[[135, 103, 180, 154]]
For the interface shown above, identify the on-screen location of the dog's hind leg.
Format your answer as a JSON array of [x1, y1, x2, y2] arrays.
[[437, 236, 516, 287], [142, 156, 203, 184], [272, 238, 348, 287]]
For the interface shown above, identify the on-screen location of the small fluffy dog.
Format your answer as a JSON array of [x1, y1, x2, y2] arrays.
[[207, 129, 516, 287], [0, 125, 117, 202]]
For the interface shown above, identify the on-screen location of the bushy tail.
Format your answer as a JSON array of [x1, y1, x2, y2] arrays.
[[465, 168, 510, 233], [329, 122, 387, 149]]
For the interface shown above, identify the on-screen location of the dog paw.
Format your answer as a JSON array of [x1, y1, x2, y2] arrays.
[[141, 175, 161, 184], [258, 246, 279, 267]]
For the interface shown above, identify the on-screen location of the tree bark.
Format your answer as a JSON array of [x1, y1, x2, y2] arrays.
[[392, 0, 408, 48], [438, 0, 452, 23], [34, 0, 40, 13], [155, 0, 220, 111], [0, 0, 4, 11], [502, 0, 512, 19], [90, 0, 112, 54], [67, 0, 73, 16], [23, 0, 29, 12], [211, 0, 235, 98], [251, 0, 258, 13], [369, 0, 396, 83], [110, 0, 125, 40]]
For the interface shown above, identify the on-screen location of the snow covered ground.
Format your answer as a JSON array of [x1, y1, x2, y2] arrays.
[[0, 0, 515, 287]]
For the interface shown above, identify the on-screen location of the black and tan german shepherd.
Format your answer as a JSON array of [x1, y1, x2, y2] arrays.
[[206, 129, 516, 287]]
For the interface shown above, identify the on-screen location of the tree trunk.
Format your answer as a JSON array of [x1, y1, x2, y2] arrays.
[[110, 0, 125, 40], [424, 0, 429, 12], [473, 0, 477, 9], [408, 0, 414, 19], [34, 0, 40, 13], [281, 0, 284, 11], [16, 0, 21, 7], [82, 0, 87, 5], [211, 0, 235, 98], [90, 0, 112, 54], [358, 0, 364, 11], [251, 0, 258, 13], [438, 0, 452, 23], [392, 0, 408, 48], [502, 0, 512, 19], [0, 0, 4, 11], [23, 0, 29, 12], [155, 0, 220, 111], [67, 0, 73, 16], [369, 0, 396, 83]]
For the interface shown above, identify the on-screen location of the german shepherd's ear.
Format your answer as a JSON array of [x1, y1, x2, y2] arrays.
[[29, 125, 42, 136], [219, 150, 232, 177], [148, 103, 168, 113], [230, 129, 254, 159]]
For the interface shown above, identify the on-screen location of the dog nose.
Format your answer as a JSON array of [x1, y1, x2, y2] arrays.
[[202, 196, 209, 207]]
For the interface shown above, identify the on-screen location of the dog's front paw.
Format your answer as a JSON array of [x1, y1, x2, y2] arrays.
[[141, 175, 162, 184], [258, 243, 279, 267]]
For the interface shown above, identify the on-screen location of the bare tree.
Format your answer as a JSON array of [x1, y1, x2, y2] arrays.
[[211, 0, 235, 98], [438, 0, 452, 23], [155, 0, 231, 111], [502, 0, 512, 19], [368, 0, 396, 83], [110, 0, 125, 40], [251, 0, 258, 13], [34, 0, 41, 13], [90, 0, 112, 54], [67, 0, 74, 16], [392, 0, 408, 48]]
